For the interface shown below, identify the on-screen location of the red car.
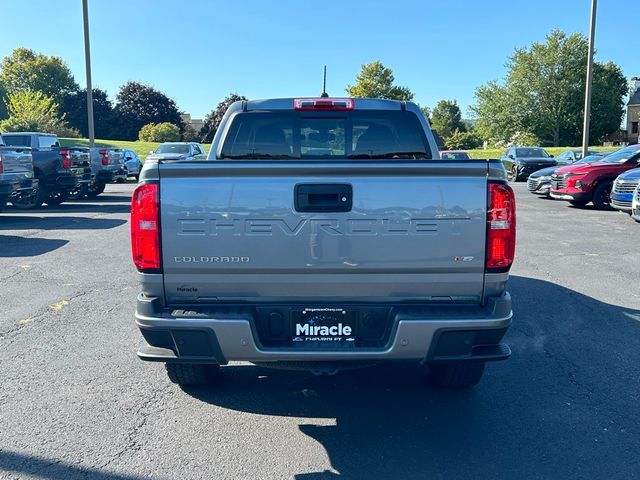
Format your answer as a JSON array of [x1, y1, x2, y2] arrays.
[[550, 145, 640, 209]]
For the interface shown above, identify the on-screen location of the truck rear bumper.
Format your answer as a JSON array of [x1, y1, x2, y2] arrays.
[[135, 293, 513, 364]]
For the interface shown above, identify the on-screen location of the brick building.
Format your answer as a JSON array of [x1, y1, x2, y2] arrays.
[[627, 77, 640, 144]]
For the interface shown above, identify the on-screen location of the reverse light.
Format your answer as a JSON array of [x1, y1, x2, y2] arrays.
[[99, 149, 109, 166], [59, 149, 72, 169], [131, 183, 161, 271], [486, 182, 516, 272], [294, 98, 354, 110]]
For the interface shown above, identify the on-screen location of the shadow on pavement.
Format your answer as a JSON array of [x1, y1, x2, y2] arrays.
[[0, 235, 69, 256], [0, 216, 126, 231], [183, 275, 640, 479], [0, 449, 151, 480]]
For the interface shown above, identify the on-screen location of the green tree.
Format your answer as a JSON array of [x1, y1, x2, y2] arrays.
[[471, 30, 627, 147], [61, 88, 114, 139], [0, 48, 78, 105], [346, 61, 414, 101], [589, 62, 628, 144], [430, 100, 466, 139], [200, 93, 247, 143], [113, 81, 183, 140], [0, 81, 7, 120], [420, 105, 431, 122], [0, 89, 67, 133], [139, 122, 181, 142]]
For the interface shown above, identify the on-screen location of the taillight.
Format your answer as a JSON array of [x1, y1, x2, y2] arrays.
[[131, 183, 161, 271], [99, 149, 109, 165], [486, 182, 516, 272], [293, 98, 354, 110], [59, 149, 71, 169]]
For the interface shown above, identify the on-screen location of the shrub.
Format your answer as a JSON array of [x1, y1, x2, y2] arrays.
[[445, 129, 482, 150], [139, 122, 180, 142]]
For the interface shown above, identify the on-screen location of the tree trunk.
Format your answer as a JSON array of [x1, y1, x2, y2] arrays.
[[553, 125, 560, 147]]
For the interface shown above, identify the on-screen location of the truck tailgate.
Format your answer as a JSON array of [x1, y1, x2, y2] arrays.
[[159, 161, 488, 305]]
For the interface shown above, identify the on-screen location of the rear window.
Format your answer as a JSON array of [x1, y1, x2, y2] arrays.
[[156, 144, 190, 154], [219, 110, 431, 160], [38, 135, 59, 148], [3, 135, 31, 147], [441, 152, 470, 160], [516, 147, 549, 158]]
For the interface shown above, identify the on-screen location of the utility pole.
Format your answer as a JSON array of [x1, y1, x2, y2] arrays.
[[82, 0, 95, 147], [581, 0, 597, 157]]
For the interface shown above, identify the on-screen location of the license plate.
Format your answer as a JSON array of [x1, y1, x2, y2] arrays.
[[291, 308, 356, 343]]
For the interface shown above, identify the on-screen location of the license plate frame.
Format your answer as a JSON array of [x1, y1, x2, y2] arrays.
[[291, 308, 357, 343]]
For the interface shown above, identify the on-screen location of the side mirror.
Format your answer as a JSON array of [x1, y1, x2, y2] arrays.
[[549, 154, 554, 158], [149, 150, 154, 154], [508, 154, 514, 160], [125, 156, 133, 160]]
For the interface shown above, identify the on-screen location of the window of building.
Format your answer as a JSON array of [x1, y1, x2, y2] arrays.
[[632, 122, 638, 134]]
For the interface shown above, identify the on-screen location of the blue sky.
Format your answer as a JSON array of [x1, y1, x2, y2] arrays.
[[0, 0, 636, 119]]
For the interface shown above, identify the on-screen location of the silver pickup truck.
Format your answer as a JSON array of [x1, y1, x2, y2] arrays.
[[132, 98, 516, 388], [0, 134, 37, 212]]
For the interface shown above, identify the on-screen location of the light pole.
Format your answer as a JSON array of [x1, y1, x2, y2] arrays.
[[82, 0, 95, 147], [581, 0, 597, 157]]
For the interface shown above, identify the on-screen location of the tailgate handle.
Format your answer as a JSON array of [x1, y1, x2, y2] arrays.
[[295, 184, 352, 212]]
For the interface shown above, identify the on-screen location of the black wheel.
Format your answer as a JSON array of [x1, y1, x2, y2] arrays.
[[86, 181, 106, 198], [44, 190, 69, 206], [509, 166, 523, 182], [592, 181, 613, 210], [67, 184, 88, 200], [165, 363, 220, 386], [428, 361, 485, 388], [11, 183, 46, 210]]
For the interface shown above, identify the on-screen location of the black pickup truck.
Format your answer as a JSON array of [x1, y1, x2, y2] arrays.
[[2, 132, 91, 209]]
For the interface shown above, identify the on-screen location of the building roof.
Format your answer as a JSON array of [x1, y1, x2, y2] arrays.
[[628, 89, 640, 106]]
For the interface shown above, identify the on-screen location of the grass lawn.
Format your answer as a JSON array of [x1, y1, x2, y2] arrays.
[[467, 146, 619, 159], [60, 137, 620, 162]]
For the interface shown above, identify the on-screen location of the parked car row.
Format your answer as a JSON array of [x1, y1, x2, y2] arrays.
[[506, 144, 640, 224], [0, 132, 141, 210], [0, 136, 208, 212]]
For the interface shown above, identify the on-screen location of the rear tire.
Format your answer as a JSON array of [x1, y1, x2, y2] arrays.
[[428, 361, 485, 388], [11, 182, 46, 210], [165, 363, 220, 386], [44, 190, 68, 206], [67, 184, 88, 200], [86, 181, 106, 198], [592, 181, 613, 210]]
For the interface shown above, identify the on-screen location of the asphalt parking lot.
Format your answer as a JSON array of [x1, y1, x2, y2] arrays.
[[1, 182, 639, 480]]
